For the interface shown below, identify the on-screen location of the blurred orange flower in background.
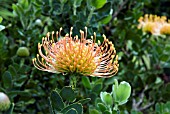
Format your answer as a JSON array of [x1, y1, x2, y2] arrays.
[[138, 14, 170, 35]]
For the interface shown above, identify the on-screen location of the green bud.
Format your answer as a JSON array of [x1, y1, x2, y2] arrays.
[[16, 47, 30, 57], [0, 92, 11, 111], [112, 79, 131, 105], [35, 19, 43, 27], [100, 92, 113, 106]]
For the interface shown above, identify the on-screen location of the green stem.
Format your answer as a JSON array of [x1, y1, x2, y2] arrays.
[[113, 104, 118, 111], [114, 79, 118, 87], [20, 58, 25, 68], [60, 3, 64, 13], [70, 75, 77, 89], [113, 104, 120, 114], [86, 7, 94, 26], [73, 1, 77, 15], [5, 103, 14, 114], [117, 109, 120, 114]]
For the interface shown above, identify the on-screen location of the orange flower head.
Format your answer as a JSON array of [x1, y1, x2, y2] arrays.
[[160, 23, 170, 35], [142, 22, 156, 33], [32, 27, 119, 77], [138, 14, 168, 35]]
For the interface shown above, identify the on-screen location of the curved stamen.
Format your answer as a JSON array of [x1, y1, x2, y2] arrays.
[[33, 27, 119, 77]]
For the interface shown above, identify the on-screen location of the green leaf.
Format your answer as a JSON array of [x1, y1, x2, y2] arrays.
[[133, 76, 144, 91], [48, 97, 54, 114], [130, 110, 143, 114], [89, 109, 101, 114], [82, 76, 91, 89], [8, 91, 31, 97], [142, 55, 151, 70], [61, 103, 83, 114], [60, 86, 76, 102], [2, 71, 12, 89], [61, 0, 68, 4], [97, 103, 107, 112], [66, 108, 78, 114], [50, 90, 64, 111], [145, 75, 156, 85], [19, 0, 29, 9], [12, 4, 20, 17], [103, 110, 111, 114], [77, 98, 91, 104], [100, 92, 113, 106], [0, 25, 5, 31], [112, 80, 131, 105], [160, 54, 169, 62], [97, 2, 111, 13], [0, 9, 14, 19], [0, 17, 2, 23], [155, 103, 164, 113], [99, 15, 112, 24], [165, 101, 170, 111], [165, 83, 170, 92], [92, 84, 102, 93], [25, 99, 35, 105], [162, 92, 170, 101], [91, 0, 107, 9], [8, 65, 17, 78]]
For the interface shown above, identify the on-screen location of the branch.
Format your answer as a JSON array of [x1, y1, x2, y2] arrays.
[[112, 0, 129, 20], [138, 102, 155, 111]]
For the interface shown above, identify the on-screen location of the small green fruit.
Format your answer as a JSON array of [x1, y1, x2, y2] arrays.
[[16, 47, 30, 57], [0, 92, 11, 111]]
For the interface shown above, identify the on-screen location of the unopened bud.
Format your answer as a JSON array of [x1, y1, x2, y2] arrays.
[[16, 47, 30, 57], [0, 92, 11, 111]]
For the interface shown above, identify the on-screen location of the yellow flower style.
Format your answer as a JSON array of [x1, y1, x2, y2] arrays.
[[32, 27, 119, 77], [138, 14, 170, 35]]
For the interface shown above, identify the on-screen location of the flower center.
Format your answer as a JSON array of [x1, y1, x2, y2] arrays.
[[54, 37, 99, 75]]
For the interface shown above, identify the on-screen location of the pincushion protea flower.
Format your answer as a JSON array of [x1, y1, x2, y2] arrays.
[[32, 27, 119, 77], [160, 23, 170, 35], [138, 14, 170, 35]]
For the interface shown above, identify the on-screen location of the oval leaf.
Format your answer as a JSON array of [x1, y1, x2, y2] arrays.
[[99, 15, 112, 24], [0, 16, 2, 23], [2, 71, 12, 89], [77, 98, 91, 104], [100, 92, 113, 105], [97, 103, 107, 112], [61, 103, 83, 114], [60, 86, 75, 102], [89, 109, 100, 114], [91, 0, 107, 9], [82, 77, 91, 89], [92, 84, 102, 93], [66, 108, 78, 114], [50, 90, 64, 111], [116, 81, 131, 105]]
